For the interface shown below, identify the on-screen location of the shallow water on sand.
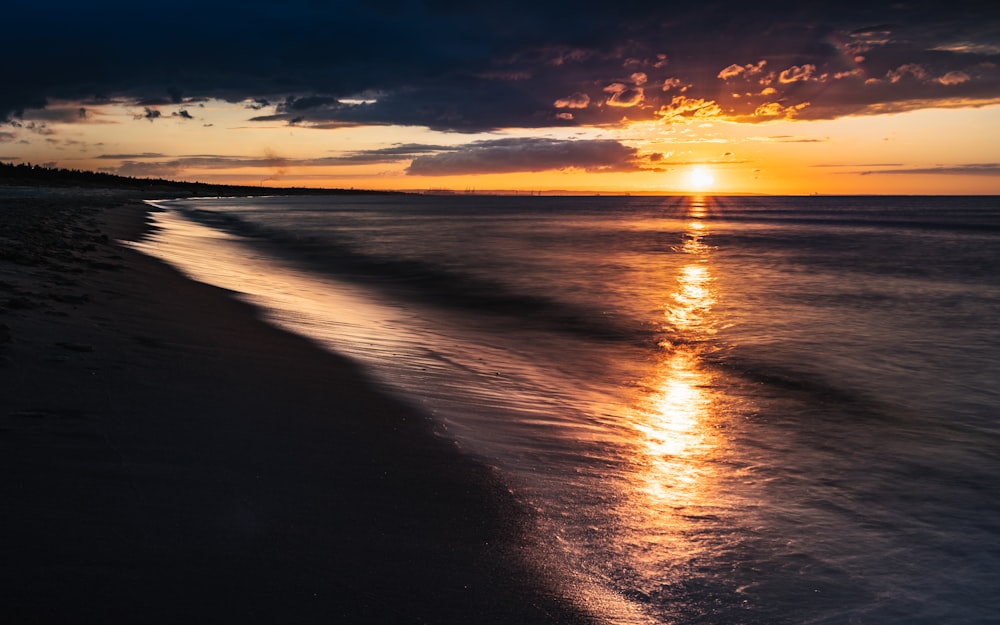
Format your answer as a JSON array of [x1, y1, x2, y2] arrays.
[[134, 194, 1000, 624]]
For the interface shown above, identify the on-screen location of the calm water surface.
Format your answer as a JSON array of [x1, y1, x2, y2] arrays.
[[133, 195, 1000, 624]]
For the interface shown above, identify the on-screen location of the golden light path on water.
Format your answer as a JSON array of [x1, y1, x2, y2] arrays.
[[614, 196, 728, 590]]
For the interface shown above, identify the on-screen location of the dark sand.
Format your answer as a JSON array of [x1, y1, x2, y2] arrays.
[[0, 188, 592, 624]]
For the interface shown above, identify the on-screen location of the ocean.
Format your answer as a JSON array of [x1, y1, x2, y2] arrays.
[[133, 194, 1000, 625]]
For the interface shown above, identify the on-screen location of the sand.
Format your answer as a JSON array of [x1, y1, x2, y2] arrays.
[[0, 187, 592, 624]]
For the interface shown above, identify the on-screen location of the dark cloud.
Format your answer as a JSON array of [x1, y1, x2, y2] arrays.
[[8, 107, 90, 123], [0, 132, 16, 143], [328, 144, 456, 164], [100, 140, 649, 176], [857, 163, 1000, 176], [110, 160, 186, 179], [173, 109, 195, 120], [405, 138, 645, 176], [245, 99, 272, 110], [764, 135, 829, 143], [96, 152, 168, 159], [102, 150, 423, 175], [3, 2, 999, 130], [12, 121, 57, 136]]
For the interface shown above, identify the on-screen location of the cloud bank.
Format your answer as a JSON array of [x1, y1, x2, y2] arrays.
[[3, 1, 999, 132]]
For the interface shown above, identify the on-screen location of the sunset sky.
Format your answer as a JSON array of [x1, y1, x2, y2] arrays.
[[3, 1, 999, 194]]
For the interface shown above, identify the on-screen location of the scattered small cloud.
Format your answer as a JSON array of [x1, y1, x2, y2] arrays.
[[244, 98, 271, 110], [931, 42, 1000, 55], [661, 77, 685, 92], [282, 95, 341, 111], [603, 83, 644, 108], [886, 64, 928, 83], [136, 107, 162, 122], [718, 60, 767, 80], [753, 101, 810, 118], [16, 121, 56, 135], [778, 64, 817, 84], [937, 71, 971, 86], [554, 92, 591, 109], [657, 96, 723, 122]]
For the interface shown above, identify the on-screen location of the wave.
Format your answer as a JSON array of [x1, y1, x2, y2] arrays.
[[165, 203, 646, 345]]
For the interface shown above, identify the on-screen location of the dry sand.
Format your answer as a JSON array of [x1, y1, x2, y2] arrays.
[[0, 187, 592, 624]]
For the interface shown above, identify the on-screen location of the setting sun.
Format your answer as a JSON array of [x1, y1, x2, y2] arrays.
[[687, 167, 715, 192]]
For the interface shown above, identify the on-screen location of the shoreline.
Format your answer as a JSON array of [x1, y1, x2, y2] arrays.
[[0, 187, 592, 624]]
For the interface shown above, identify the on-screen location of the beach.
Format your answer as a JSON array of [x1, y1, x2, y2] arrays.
[[5, 188, 999, 624], [0, 187, 592, 624]]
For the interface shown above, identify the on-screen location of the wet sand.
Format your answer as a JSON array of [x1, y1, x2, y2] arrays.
[[0, 187, 592, 624]]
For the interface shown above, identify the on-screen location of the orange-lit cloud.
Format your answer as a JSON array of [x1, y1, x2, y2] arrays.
[[657, 96, 723, 122], [603, 83, 645, 108], [937, 71, 971, 86], [717, 60, 767, 80], [778, 64, 817, 83], [554, 93, 591, 109]]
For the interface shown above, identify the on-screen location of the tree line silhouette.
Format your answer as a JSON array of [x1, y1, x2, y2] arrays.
[[0, 161, 390, 196]]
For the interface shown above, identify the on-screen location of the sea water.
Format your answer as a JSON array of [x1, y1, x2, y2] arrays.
[[133, 194, 1000, 624]]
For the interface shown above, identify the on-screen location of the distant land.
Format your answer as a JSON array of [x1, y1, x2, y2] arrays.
[[0, 161, 395, 196]]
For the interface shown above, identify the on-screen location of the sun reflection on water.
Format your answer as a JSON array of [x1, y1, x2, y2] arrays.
[[619, 196, 725, 571]]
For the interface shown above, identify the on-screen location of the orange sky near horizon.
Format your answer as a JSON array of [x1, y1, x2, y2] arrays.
[[3, 98, 998, 195]]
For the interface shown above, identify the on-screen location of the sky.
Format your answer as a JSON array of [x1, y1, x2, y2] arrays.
[[2, 1, 999, 194]]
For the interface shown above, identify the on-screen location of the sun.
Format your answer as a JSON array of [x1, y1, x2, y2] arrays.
[[686, 166, 715, 192]]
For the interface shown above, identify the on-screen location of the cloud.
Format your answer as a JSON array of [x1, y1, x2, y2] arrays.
[[327, 143, 455, 164], [244, 98, 271, 110], [937, 71, 971, 86], [932, 42, 1000, 55], [857, 163, 1000, 176], [886, 64, 928, 83], [0, 132, 16, 142], [405, 138, 645, 176], [99, 145, 455, 176], [96, 152, 168, 159], [136, 107, 162, 122], [661, 77, 685, 92], [554, 93, 591, 109], [11, 121, 56, 136], [718, 64, 746, 80], [10, 107, 91, 123], [778, 64, 817, 83], [603, 83, 644, 108], [657, 96, 723, 122], [718, 60, 767, 81], [753, 101, 810, 118], [756, 135, 829, 143], [2, 2, 999, 130]]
